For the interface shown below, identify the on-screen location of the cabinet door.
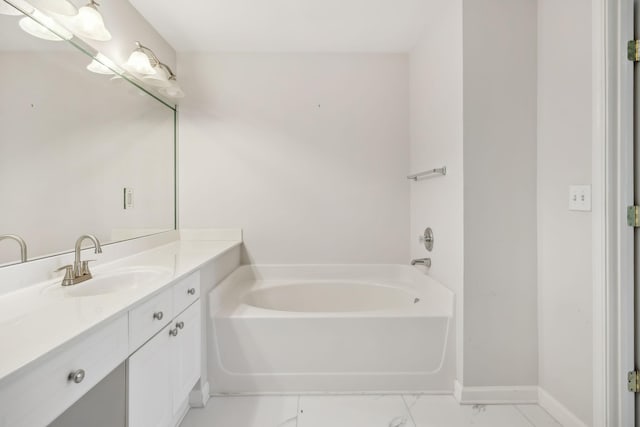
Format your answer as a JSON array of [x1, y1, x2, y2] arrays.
[[172, 301, 202, 413], [127, 324, 173, 427]]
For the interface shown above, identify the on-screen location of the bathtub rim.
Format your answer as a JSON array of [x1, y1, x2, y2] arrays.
[[210, 264, 455, 318]]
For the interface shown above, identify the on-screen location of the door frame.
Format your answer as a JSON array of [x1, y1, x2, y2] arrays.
[[593, 0, 635, 425]]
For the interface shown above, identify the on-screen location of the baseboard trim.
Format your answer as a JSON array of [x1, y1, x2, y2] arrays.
[[172, 398, 190, 427], [209, 389, 453, 397], [538, 388, 588, 427], [189, 381, 210, 408], [453, 380, 538, 404], [453, 380, 463, 402]]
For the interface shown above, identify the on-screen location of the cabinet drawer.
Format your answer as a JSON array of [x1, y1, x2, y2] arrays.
[[0, 315, 128, 427], [129, 288, 173, 352], [173, 271, 200, 314]]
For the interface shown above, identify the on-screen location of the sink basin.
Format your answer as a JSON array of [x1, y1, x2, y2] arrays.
[[45, 266, 173, 297]]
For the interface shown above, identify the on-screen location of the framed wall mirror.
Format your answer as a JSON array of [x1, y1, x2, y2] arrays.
[[0, 1, 176, 267]]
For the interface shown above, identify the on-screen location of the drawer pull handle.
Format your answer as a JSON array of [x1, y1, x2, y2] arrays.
[[169, 328, 179, 337], [68, 369, 86, 384], [176, 321, 185, 330], [153, 311, 164, 321], [187, 288, 196, 295]]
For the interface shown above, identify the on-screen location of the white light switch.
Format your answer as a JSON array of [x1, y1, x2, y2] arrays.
[[569, 185, 591, 212], [124, 187, 134, 209]]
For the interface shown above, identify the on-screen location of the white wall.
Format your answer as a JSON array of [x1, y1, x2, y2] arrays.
[[409, 0, 464, 383], [462, 0, 539, 387], [178, 53, 410, 264], [537, 0, 592, 424]]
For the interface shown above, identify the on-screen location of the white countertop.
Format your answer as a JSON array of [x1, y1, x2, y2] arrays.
[[0, 239, 241, 386]]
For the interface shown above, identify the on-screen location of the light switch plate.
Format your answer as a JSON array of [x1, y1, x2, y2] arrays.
[[124, 187, 134, 209], [569, 185, 591, 212]]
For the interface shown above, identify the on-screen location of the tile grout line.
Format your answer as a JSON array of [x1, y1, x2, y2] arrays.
[[514, 406, 538, 427], [400, 395, 419, 427]]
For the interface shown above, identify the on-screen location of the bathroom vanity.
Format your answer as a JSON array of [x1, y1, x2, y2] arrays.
[[0, 3, 219, 424], [0, 231, 242, 427]]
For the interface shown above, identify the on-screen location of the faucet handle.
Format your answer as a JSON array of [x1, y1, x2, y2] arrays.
[[55, 265, 75, 286], [80, 260, 96, 276]]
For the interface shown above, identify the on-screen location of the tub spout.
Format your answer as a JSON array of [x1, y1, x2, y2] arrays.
[[411, 258, 431, 268]]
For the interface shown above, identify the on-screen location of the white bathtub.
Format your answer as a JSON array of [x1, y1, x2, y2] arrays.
[[208, 265, 455, 394]]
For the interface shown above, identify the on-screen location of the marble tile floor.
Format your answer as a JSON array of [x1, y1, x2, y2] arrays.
[[180, 394, 562, 427]]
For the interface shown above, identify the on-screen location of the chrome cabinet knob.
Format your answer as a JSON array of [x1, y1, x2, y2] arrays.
[[169, 328, 179, 337], [68, 369, 86, 384], [153, 311, 164, 321], [176, 321, 185, 330], [187, 288, 196, 295]]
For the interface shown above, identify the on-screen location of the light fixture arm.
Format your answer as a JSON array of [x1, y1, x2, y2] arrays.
[[134, 41, 177, 79], [158, 62, 176, 80]]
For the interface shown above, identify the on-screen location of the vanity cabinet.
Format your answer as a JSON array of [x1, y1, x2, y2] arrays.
[[128, 272, 201, 427], [172, 301, 202, 412], [128, 322, 174, 427], [0, 237, 240, 427], [0, 315, 128, 427], [129, 287, 174, 353]]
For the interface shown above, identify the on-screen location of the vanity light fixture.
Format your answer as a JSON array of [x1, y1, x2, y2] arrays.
[[29, 0, 77, 16], [159, 76, 185, 99], [147, 64, 185, 98], [124, 42, 157, 75], [124, 41, 185, 98], [67, 0, 111, 41], [143, 63, 172, 87], [86, 52, 120, 75], [18, 9, 72, 41]]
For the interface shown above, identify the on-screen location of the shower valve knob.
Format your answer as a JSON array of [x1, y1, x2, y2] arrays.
[[419, 228, 434, 252]]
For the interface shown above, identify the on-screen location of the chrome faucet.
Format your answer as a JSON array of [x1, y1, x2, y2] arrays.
[[0, 234, 27, 263], [55, 235, 103, 286], [411, 258, 431, 268]]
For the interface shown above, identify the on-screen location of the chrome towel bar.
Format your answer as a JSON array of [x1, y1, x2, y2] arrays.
[[407, 167, 447, 181]]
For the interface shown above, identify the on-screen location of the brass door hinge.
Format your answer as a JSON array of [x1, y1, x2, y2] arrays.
[[629, 40, 640, 62], [627, 206, 640, 227], [629, 371, 640, 392]]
